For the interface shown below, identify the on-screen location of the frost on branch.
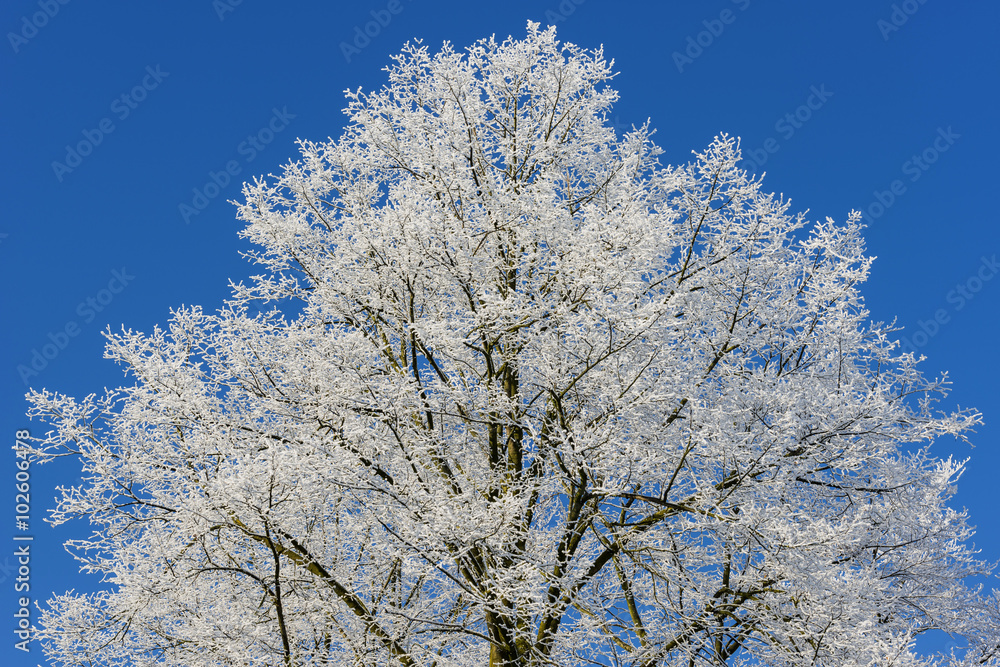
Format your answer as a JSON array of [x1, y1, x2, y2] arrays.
[[26, 21, 998, 667]]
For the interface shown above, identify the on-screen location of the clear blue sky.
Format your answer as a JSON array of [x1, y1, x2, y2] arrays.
[[2, 1, 998, 663]]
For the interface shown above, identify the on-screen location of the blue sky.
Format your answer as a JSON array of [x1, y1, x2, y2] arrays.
[[2, 0, 998, 663]]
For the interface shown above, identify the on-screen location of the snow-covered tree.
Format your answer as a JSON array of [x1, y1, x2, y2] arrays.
[[27, 22, 999, 667]]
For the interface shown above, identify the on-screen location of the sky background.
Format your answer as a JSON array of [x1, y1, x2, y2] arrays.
[[2, 0, 998, 663]]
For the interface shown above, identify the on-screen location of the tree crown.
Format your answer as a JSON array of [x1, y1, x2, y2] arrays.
[[27, 22, 999, 667]]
